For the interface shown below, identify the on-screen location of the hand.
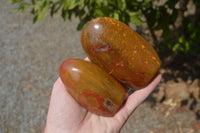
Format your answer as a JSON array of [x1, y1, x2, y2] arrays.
[[44, 60, 161, 133]]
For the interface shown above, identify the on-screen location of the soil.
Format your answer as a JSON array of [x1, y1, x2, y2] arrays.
[[1, 0, 200, 133]]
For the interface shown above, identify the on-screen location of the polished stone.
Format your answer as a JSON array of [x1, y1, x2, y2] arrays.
[[81, 17, 161, 89], [59, 59, 126, 116]]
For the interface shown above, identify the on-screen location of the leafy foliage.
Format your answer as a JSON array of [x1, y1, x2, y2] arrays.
[[9, 0, 200, 59]]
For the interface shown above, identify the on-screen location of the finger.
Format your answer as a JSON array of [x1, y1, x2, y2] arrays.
[[125, 74, 161, 112], [45, 78, 86, 131], [84, 57, 90, 61], [115, 74, 161, 121]]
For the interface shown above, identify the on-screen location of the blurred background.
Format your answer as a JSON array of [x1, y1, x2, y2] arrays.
[[1, 0, 200, 132]]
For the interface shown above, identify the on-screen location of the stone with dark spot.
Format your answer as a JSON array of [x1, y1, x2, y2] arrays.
[[59, 59, 126, 116]]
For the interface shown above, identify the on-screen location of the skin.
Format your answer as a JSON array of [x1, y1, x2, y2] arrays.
[[44, 58, 162, 133]]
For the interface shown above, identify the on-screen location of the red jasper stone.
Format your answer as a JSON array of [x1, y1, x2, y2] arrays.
[[59, 59, 126, 116], [81, 17, 161, 89]]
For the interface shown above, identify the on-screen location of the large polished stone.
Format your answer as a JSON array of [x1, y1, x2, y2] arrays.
[[81, 17, 161, 89]]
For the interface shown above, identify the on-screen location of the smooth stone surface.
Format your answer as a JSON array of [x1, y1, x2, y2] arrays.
[[59, 59, 126, 116], [81, 17, 161, 89]]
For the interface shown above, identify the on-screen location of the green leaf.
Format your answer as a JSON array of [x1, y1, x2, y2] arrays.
[[34, 5, 49, 23], [173, 36, 191, 53], [34, 0, 43, 12], [120, 12, 129, 24], [79, 0, 85, 9], [77, 15, 91, 30], [178, 37, 184, 43], [117, 0, 126, 11], [95, 0, 104, 6], [141, 0, 152, 7], [33, 0, 49, 23], [33, 7, 48, 23], [88, 0, 94, 9], [50, 3, 56, 16], [50, 1, 60, 16], [185, 41, 190, 52], [33, 15, 38, 23], [63, 0, 79, 10], [190, 32, 196, 40], [77, 9, 85, 19], [113, 11, 119, 20], [32, 0, 35, 5], [61, 8, 68, 20], [8, 0, 22, 4], [129, 12, 144, 25], [102, 1, 108, 6], [14, 3, 28, 13], [67, 10, 73, 20], [94, 8, 105, 17], [172, 43, 181, 51]]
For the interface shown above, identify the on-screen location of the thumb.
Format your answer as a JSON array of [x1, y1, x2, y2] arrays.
[[114, 74, 162, 123]]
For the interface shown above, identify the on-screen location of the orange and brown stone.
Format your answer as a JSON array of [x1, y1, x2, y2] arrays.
[[81, 17, 161, 89], [59, 59, 126, 116]]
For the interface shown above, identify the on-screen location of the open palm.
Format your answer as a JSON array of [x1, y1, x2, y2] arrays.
[[44, 57, 161, 133], [44, 73, 161, 133]]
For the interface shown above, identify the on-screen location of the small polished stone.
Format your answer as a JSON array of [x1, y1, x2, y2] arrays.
[[81, 17, 161, 89], [59, 59, 126, 116]]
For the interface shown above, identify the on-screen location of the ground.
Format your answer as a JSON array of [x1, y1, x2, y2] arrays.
[[0, 0, 200, 133]]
